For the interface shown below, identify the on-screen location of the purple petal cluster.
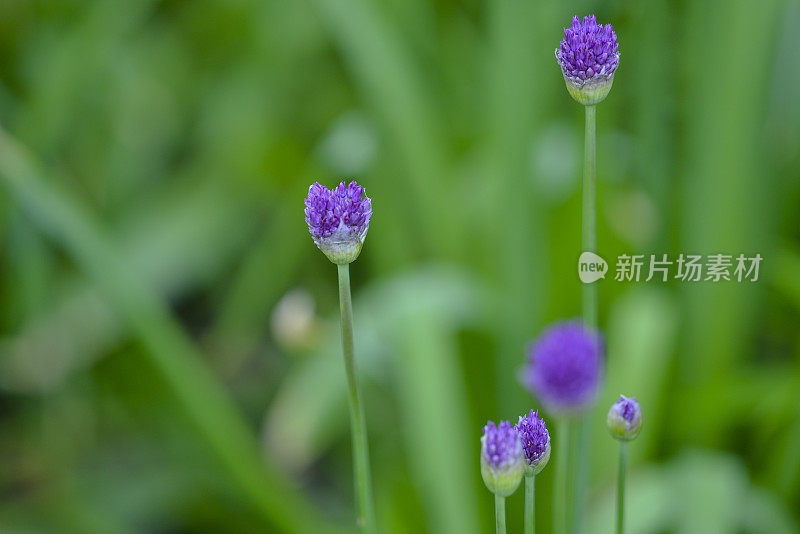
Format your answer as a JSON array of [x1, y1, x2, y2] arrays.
[[481, 421, 522, 470], [515, 410, 550, 467], [615, 395, 639, 422], [524, 321, 603, 413], [556, 15, 619, 86], [304, 181, 372, 240]]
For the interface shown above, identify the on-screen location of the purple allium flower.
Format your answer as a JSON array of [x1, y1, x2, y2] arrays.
[[606, 395, 642, 441], [524, 321, 603, 413], [304, 181, 372, 264], [555, 15, 620, 105], [480, 421, 523, 496], [515, 410, 551, 475]]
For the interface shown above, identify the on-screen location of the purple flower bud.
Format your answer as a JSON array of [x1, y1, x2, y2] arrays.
[[304, 180, 372, 264], [524, 321, 603, 414], [606, 395, 642, 441], [555, 15, 620, 105], [480, 421, 523, 496], [515, 410, 551, 475]]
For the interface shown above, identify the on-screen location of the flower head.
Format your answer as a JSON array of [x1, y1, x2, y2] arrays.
[[555, 15, 620, 105], [515, 410, 551, 475], [480, 420, 523, 497], [304, 180, 372, 264], [606, 395, 642, 441], [524, 320, 603, 414]]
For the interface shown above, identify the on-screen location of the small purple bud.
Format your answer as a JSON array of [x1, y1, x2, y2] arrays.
[[524, 320, 604, 414], [304, 180, 372, 264], [480, 421, 523, 496], [607, 395, 642, 441], [555, 14, 620, 105], [515, 410, 551, 475]]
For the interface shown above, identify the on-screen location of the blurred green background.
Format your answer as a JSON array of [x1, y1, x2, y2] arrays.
[[0, 1, 799, 533]]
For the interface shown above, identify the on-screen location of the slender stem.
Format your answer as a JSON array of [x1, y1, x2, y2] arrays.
[[495, 494, 506, 534], [575, 103, 598, 534], [337, 263, 376, 533], [554, 417, 570, 534], [573, 414, 591, 534], [616, 442, 628, 534], [524, 475, 536, 534], [582, 104, 597, 329]]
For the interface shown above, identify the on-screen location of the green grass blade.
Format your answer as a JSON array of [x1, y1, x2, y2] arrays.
[[0, 128, 340, 534], [310, 0, 453, 254]]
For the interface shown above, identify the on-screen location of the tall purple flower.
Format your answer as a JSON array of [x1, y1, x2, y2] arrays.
[[524, 321, 603, 413], [304, 180, 372, 264], [607, 395, 642, 441], [515, 410, 551, 475], [555, 15, 620, 105], [480, 421, 523, 497]]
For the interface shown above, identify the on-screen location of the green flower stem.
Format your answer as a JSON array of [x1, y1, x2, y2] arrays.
[[337, 263, 376, 533], [554, 417, 571, 534], [616, 442, 628, 534], [524, 475, 536, 534], [574, 102, 598, 534], [582, 104, 597, 329], [574, 414, 592, 534], [495, 494, 507, 534]]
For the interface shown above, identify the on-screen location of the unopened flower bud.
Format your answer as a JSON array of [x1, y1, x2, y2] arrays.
[[606, 395, 642, 441], [480, 421, 523, 497], [515, 410, 551, 476], [304, 181, 372, 264], [555, 15, 620, 106]]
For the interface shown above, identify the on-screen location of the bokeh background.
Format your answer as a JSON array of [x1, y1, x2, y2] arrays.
[[1, 1, 799, 533]]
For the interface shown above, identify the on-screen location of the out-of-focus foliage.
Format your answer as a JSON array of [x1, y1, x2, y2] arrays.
[[0, 0, 798, 532]]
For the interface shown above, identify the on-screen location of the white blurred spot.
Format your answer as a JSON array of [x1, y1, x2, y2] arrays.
[[270, 289, 318, 350], [317, 111, 378, 175]]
